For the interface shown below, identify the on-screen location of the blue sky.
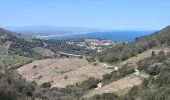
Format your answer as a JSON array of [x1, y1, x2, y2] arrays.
[[0, 0, 170, 30]]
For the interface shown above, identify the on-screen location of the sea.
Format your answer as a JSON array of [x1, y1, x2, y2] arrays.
[[43, 31, 155, 41]]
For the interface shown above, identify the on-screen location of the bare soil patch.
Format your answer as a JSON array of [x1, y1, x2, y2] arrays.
[[17, 58, 112, 88], [118, 48, 170, 67], [83, 75, 142, 98]]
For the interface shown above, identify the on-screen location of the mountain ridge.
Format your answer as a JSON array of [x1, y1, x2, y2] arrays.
[[3, 25, 109, 36]]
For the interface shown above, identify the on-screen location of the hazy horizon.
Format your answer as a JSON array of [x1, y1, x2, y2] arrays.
[[3, 25, 156, 31]]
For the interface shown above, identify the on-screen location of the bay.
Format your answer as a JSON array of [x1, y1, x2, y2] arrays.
[[44, 31, 155, 41]]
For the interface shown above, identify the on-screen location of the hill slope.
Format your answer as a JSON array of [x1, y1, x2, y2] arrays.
[[87, 26, 170, 100], [0, 28, 87, 56], [93, 25, 170, 64], [0, 28, 20, 37], [0, 28, 88, 70], [0, 25, 170, 100]]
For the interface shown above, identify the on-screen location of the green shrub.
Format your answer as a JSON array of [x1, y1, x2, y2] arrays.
[[41, 82, 52, 88]]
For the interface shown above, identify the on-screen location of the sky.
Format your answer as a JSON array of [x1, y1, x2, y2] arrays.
[[0, 0, 170, 30]]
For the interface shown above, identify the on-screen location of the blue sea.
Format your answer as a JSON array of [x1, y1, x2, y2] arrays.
[[45, 31, 155, 41]]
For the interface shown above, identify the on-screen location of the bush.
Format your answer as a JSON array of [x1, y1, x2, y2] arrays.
[[146, 64, 160, 75], [154, 51, 166, 62], [142, 78, 149, 88], [41, 82, 52, 88], [120, 53, 129, 61], [118, 66, 135, 77], [80, 78, 99, 90], [103, 74, 111, 81], [155, 72, 170, 87], [127, 86, 139, 97], [32, 65, 37, 69], [90, 93, 118, 100]]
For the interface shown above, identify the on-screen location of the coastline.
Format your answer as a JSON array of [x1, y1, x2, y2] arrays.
[[36, 32, 93, 39], [36, 30, 154, 41]]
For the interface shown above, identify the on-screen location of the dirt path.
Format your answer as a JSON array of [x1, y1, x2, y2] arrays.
[[99, 63, 119, 70]]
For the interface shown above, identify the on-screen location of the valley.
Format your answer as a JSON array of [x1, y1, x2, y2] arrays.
[[0, 25, 170, 100], [1, 1, 170, 100]]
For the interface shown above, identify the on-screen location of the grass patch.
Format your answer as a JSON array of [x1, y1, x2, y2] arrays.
[[115, 87, 131, 96], [0, 54, 33, 69]]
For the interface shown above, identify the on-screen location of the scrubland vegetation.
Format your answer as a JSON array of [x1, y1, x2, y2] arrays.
[[0, 25, 170, 100], [88, 26, 170, 63], [90, 50, 170, 100]]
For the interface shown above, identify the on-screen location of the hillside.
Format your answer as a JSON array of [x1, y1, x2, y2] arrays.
[[0, 28, 89, 70], [0, 28, 20, 37], [17, 58, 112, 88], [0, 26, 170, 100], [0, 28, 88, 56], [84, 75, 142, 98], [91, 25, 170, 64], [85, 26, 170, 100]]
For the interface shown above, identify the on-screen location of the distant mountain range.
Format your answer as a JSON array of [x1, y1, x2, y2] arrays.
[[3, 25, 109, 36]]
